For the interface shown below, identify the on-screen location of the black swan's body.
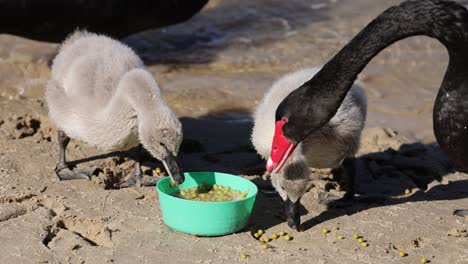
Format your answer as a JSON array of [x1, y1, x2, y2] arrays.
[[269, 0, 468, 174], [0, 0, 208, 42], [266, 0, 468, 226]]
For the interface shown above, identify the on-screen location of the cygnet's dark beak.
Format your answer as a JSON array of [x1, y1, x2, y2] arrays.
[[162, 153, 184, 185], [285, 198, 302, 231]]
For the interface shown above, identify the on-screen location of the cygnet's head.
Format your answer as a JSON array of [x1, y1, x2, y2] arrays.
[[271, 156, 314, 203], [141, 121, 184, 185], [270, 154, 313, 229]]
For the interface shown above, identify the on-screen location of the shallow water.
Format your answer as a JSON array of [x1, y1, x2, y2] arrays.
[[124, 0, 461, 142], [1, 0, 465, 142]]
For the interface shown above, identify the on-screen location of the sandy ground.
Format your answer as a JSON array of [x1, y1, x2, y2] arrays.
[[1, 0, 468, 263]]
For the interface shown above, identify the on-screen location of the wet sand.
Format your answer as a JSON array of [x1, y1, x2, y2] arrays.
[[1, 0, 468, 263]]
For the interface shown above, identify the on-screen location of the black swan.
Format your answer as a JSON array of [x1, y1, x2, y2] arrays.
[[267, 0, 468, 227]]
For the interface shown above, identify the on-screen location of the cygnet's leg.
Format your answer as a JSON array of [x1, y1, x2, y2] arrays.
[[319, 157, 356, 208], [54, 130, 96, 180], [114, 145, 160, 188]]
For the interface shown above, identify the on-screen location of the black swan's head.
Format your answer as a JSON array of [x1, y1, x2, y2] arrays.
[[266, 80, 338, 172]]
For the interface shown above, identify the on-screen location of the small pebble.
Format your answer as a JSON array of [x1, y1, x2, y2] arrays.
[[279, 231, 285, 236], [353, 234, 359, 239], [399, 252, 406, 257], [262, 244, 268, 250], [421, 257, 428, 264], [284, 235, 292, 241], [241, 253, 248, 259], [258, 229, 264, 235], [322, 228, 329, 234], [361, 242, 368, 247], [337, 235, 344, 240], [405, 189, 411, 195]]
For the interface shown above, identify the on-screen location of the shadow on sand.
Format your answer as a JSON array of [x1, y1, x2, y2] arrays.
[[60, 109, 467, 231]]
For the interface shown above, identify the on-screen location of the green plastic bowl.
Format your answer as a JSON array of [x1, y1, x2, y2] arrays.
[[157, 171, 258, 236]]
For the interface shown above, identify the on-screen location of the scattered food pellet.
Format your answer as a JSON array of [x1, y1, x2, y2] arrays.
[[353, 234, 359, 239], [399, 252, 406, 257], [241, 253, 248, 259], [337, 235, 344, 240], [258, 229, 264, 235], [361, 242, 368, 247], [155, 167, 162, 174], [405, 189, 411, 195], [279, 231, 285, 236], [332, 226, 339, 231], [263, 237, 270, 243], [254, 233, 260, 238], [272, 233, 278, 239], [421, 257, 428, 264], [322, 228, 329, 234], [358, 238, 364, 243], [262, 244, 268, 250], [284, 235, 292, 241]]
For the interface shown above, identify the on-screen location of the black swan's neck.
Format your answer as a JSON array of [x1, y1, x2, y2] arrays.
[[319, 0, 468, 93], [279, 0, 468, 169], [283, 0, 468, 134]]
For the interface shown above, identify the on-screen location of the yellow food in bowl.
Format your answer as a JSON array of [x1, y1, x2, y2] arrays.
[[175, 183, 249, 202]]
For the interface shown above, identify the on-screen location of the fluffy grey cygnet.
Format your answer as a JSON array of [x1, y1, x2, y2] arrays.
[[251, 67, 367, 228], [46, 30, 184, 187]]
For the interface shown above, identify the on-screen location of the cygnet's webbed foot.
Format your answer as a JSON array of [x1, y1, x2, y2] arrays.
[[114, 174, 160, 188], [318, 192, 356, 208], [54, 164, 97, 181], [53, 130, 97, 181], [114, 161, 160, 188]]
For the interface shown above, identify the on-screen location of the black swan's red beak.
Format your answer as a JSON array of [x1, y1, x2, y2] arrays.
[[267, 118, 296, 173]]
